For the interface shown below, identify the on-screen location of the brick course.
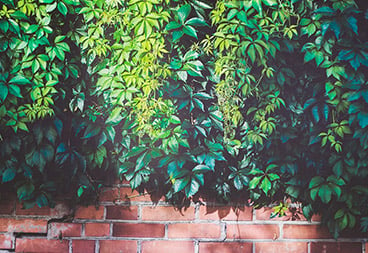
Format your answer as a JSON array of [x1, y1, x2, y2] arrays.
[[0, 186, 366, 252]]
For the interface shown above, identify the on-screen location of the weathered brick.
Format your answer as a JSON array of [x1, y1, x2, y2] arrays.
[[113, 223, 165, 238], [310, 242, 362, 253], [0, 234, 13, 249], [168, 223, 221, 239], [0, 200, 15, 215], [227, 224, 279, 239], [15, 203, 51, 216], [199, 206, 252, 221], [75, 206, 104, 220], [0, 218, 47, 233], [142, 241, 194, 253], [85, 223, 110, 237], [72, 240, 95, 253], [106, 206, 138, 220], [99, 188, 119, 202], [50, 202, 73, 218], [99, 240, 137, 253], [15, 238, 69, 253], [255, 242, 308, 253], [199, 242, 252, 253], [255, 207, 306, 221], [142, 206, 195, 221], [283, 224, 332, 239], [48, 223, 82, 238]]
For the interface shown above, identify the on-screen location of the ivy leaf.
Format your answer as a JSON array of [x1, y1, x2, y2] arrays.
[[0, 83, 8, 101], [249, 176, 262, 189], [183, 25, 198, 38], [2, 168, 16, 183], [185, 178, 200, 197], [57, 2, 68, 15], [36, 194, 49, 207], [261, 177, 272, 195], [173, 177, 190, 192], [166, 21, 182, 31], [9, 75, 32, 85], [177, 4, 191, 24], [192, 164, 213, 173], [17, 183, 35, 200], [185, 17, 207, 26], [9, 84, 22, 98], [252, 0, 262, 14], [318, 184, 332, 203]]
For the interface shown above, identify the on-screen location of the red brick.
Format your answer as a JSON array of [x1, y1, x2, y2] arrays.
[[255, 207, 306, 221], [168, 223, 221, 239], [72, 240, 95, 253], [15, 238, 69, 253], [85, 223, 110, 237], [106, 206, 138, 220], [283, 225, 332, 239], [199, 206, 252, 221], [0, 234, 13, 249], [99, 188, 119, 202], [113, 223, 165, 238], [0, 200, 15, 215], [0, 218, 47, 233], [75, 206, 104, 219], [48, 223, 82, 238], [310, 242, 362, 253], [142, 241, 194, 253], [119, 187, 153, 202], [227, 224, 279, 239], [99, 240, 137, 253], [142, 206, 195, 221], [15, 203, 51, 216], [199, 242, 252, 253], [255, 242, 308, 253]]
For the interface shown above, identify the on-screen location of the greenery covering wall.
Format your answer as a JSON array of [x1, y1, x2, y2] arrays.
[[1, 0, 368, 237]]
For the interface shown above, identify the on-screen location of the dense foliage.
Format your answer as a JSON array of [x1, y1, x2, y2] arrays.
[[1, 0, 368, 236]]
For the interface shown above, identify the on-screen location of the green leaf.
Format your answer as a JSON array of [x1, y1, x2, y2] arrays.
[[262, 0, 277, 6], [252, 0, 262, 14], [17, 183, 35, 200], [186, 17, 207, 26], [9, 75, 32, 85], [9, 84, 22, 98], [0, 83, 8, 101], [172, 30, 184, 41], [309, 176, 324, 188], [83, 124, 101, 138], [249, 176, 262, 189], [2, 168, 16, 183], [357, 112, 368, 128], [261, 177, 271, 195], [183, 25, 198, 38], [57, 2, 68, 15], [36, 194, 49, 207], [185, 178, 200, 197], [177, 4, 191, 24], [173, 176, 190, 192], [106, 107, 123, 124], [192, 164, 213, 173], [46, 2, 57, 12], [166, 21, 182, 30], [318, 184, 332, 203]]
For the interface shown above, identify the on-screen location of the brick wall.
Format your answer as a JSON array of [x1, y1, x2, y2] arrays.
[[0, 184, 367, 253]]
